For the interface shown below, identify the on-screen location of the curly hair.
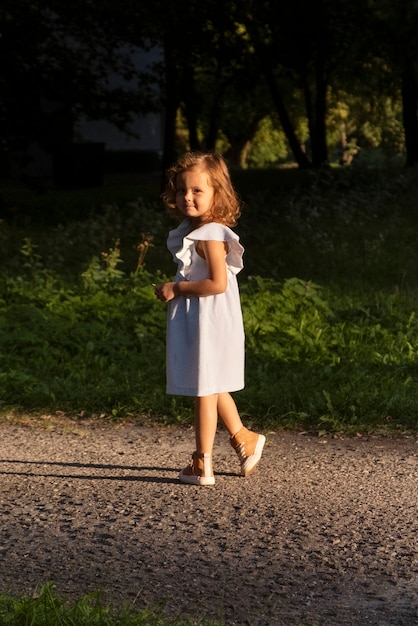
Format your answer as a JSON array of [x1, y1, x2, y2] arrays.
[[162, 151, 242, 226]]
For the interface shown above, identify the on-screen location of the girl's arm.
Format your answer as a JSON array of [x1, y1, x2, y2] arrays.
[[155, 240, 227, 302]]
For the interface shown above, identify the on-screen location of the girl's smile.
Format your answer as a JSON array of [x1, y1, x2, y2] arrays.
[[175, 167, 214, 224]]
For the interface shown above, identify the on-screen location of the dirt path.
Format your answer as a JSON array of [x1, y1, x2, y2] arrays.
[[0, 420, 417, 625]]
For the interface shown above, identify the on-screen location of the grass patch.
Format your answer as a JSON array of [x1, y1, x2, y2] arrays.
[[0, 582, 319, 625], [0, 581, 218, 625]]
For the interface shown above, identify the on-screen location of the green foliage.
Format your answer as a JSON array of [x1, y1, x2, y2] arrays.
[[0, 581, 217, 625], [247, 116, 288, 167], [1, 168, 418, 433], [240, 277, 418, 433], [81, 241, 126, 290], [0, 240, 169, 418]]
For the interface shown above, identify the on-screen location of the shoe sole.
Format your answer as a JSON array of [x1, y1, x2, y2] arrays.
[[241, 434, 266, 477], [179, 471, 215, 486]]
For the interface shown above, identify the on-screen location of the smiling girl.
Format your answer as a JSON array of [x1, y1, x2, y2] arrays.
[[155, 151, 265, 486]]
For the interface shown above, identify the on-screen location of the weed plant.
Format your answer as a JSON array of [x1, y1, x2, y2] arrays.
[[1, 167, 418, 433]]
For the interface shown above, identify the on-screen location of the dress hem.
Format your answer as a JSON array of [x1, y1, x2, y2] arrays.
[[166, 385, 245, 397]]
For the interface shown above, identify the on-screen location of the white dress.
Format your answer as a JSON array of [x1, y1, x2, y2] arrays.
[[166, 220, 245, 396]]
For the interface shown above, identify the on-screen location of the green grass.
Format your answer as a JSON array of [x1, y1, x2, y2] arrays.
[[0, 581, 319, 625], [0, 582, 219, 625], [1, 166, 418, 434]]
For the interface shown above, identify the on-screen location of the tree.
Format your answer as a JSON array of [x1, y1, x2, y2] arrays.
[[0, 0, 159, 172], [360, 0, 418, 166], [136, 0, 281, 168], [388, 0, 418, 166], [237, 0, 371, 168]]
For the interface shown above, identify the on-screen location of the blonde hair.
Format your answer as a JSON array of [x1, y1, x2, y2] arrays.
[[162, 151, 241, 226]]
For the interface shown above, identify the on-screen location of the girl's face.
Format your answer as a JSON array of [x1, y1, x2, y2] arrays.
[[175, 166, 214, 224]]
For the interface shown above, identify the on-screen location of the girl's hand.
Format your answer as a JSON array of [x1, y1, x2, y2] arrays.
[[154, 282, 178, 302]]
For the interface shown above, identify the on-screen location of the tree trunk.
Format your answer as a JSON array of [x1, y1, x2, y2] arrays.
[[263, 64, 311, 169], [313, 65, 329, 167], [161, 31, 179, 177], [185, 105, 200, 151], [401, 57, 418, 167], [205, 82, 225, 151], [225, 138, 252, 167], [303, 67, 329, 168], [183, 64, 201, 151], [245, 19, 311, 169]]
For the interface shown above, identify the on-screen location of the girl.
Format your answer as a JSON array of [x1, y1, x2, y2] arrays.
[[155, 151, 265, 486]]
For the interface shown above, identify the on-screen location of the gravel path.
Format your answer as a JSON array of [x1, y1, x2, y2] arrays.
[[0, 420, 417, 625]]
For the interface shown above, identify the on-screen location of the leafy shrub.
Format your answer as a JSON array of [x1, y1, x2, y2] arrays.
[[0, 247, 169, 418], [240, 277, 418, 433]]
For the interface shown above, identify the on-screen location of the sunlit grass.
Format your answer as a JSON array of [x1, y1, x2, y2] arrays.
[[0, 582, 219, 625]]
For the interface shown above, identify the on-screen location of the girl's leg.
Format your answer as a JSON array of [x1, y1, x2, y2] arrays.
[[179, 392, 265, 484], [217, 392, 243, 436], [218, 392, 266, 478], [179, 394, 218, 486], [194, 394, 219, 453]]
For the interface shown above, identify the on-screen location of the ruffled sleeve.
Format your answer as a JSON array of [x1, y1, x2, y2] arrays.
[[187, 223, 244, 274], [171, 222, 244, 278], [166, 220, 191, 260]]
